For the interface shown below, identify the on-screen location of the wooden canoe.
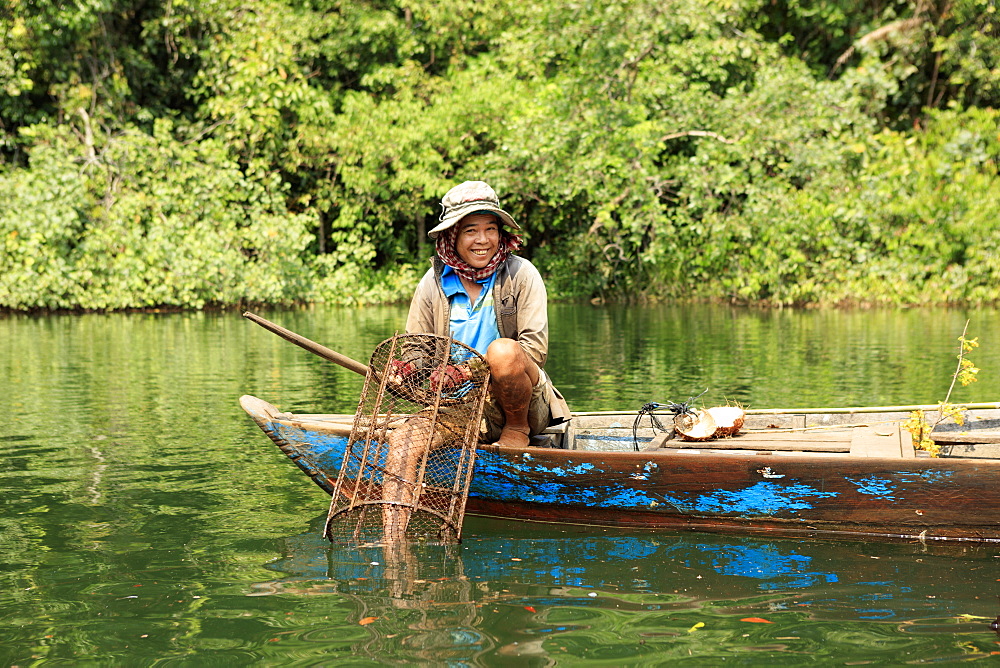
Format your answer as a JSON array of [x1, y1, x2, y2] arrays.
[[240, 395, 1000, 543]]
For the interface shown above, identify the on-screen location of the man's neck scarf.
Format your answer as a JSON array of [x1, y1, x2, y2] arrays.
[[435, 224, 523, 282]]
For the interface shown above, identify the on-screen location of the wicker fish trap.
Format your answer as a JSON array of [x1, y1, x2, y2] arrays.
[[324, 333, 490, 544]]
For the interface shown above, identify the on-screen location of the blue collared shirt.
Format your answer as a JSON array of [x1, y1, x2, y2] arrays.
[[441, 265, 500, 356]]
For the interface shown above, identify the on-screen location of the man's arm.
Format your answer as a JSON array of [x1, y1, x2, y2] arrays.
[[510, 261, 549, 368], [405, 271, 438, 336]]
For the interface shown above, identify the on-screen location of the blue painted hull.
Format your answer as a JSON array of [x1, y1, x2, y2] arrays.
[[241, 396, 1000, 543]]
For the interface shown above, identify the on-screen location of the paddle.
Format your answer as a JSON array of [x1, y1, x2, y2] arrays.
[[242, 311, 370, 377]]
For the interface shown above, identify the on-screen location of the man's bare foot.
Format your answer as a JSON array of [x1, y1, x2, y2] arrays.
[[493, 426, 530, 448]]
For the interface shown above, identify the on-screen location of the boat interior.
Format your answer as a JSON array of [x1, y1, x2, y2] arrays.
[[243, 396, 1000, 460]]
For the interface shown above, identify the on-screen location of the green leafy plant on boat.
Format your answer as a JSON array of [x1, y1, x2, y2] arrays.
[[903, 322, 980, 456]]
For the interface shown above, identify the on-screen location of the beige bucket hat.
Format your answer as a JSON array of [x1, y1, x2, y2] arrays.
[[428, 181, 520, 238]]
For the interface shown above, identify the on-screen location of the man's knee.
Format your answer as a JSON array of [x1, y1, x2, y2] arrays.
[[486, 338, 521, 364], [486, 338, 539, 385]]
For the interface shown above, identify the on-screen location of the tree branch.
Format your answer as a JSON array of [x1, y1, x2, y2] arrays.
[[659, 130, 734, 144]]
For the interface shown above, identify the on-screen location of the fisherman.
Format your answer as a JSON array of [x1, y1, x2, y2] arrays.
[[400, 180, 571, 447], [379, 181, 570, 539]]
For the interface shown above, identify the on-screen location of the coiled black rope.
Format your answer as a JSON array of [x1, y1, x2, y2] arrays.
[[631, 389, 709, 451]]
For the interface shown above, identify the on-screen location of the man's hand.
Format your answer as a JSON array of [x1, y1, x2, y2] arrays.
[[387, 359, 415, 386], [430, 363, 471, 392]]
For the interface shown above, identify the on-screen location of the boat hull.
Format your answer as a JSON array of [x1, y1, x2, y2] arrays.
[[468, 446, 1000, 542], [241, 396, 1000, 542]]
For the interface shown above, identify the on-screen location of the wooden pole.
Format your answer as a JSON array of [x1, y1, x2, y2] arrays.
[[242, 311, 369, 377]]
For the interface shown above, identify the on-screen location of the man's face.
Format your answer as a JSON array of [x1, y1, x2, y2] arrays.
[[455, 214, 500, 269]]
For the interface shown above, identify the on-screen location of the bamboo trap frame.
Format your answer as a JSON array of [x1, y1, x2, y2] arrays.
[[324, 334, 490, 545]]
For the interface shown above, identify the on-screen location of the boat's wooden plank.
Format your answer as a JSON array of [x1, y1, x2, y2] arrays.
[[571, 402, 1000, 417], [645, 427, 919, 456], [572, 415, 637, 429], [745, 403, 1000, 415], [933, 418, 1000, 433], [849, 426, 913, 458], [669, 441, 850, 452], [731, 430, 852, 442], [933, 431, 1000, 445], [743, 415, 808, 430], [582, 414, 811, 431], [647, 430, 853, 452], [281, 420, 354, 437], [291, 414, 355, 423], [541, 422, 569, 434], [563, 419, 577, 451], [939, 443, 1000, 458]]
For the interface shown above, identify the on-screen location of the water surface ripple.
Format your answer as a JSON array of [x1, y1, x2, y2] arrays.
[[2, 305, 999, 664]]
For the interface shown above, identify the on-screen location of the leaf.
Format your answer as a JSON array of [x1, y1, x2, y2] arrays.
[[359, 616, 378, 626], [687, 622, 705, 633], [524, 606, 536, 613], [741, 617, 774, 623]]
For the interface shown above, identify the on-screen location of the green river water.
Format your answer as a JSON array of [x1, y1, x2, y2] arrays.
[[2, 304, 1000, 665]]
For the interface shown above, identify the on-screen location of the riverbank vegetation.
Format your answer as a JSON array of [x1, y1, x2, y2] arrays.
[[2, 0, 998, 310]]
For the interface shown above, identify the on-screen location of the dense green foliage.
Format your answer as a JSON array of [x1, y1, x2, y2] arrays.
[[1, 0, 999, 309]]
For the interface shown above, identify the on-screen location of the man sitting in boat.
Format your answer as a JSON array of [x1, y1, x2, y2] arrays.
[[398, 180, 571, 447]]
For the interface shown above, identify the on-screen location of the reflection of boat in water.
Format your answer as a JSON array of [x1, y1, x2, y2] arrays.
[[241, 395, 1000, 542], [256, 516, 998, 626], [253, 522, 492, 662]]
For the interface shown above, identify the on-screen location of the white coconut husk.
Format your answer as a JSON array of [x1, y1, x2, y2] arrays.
[[675, 409, 718, 441], [707, 406, 746, 438]]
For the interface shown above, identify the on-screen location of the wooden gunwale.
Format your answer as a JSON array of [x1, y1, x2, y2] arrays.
[[572, 402, 1000, 416]]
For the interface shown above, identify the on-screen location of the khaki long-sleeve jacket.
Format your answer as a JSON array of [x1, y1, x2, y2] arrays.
[[404, 255, 571, 423]]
